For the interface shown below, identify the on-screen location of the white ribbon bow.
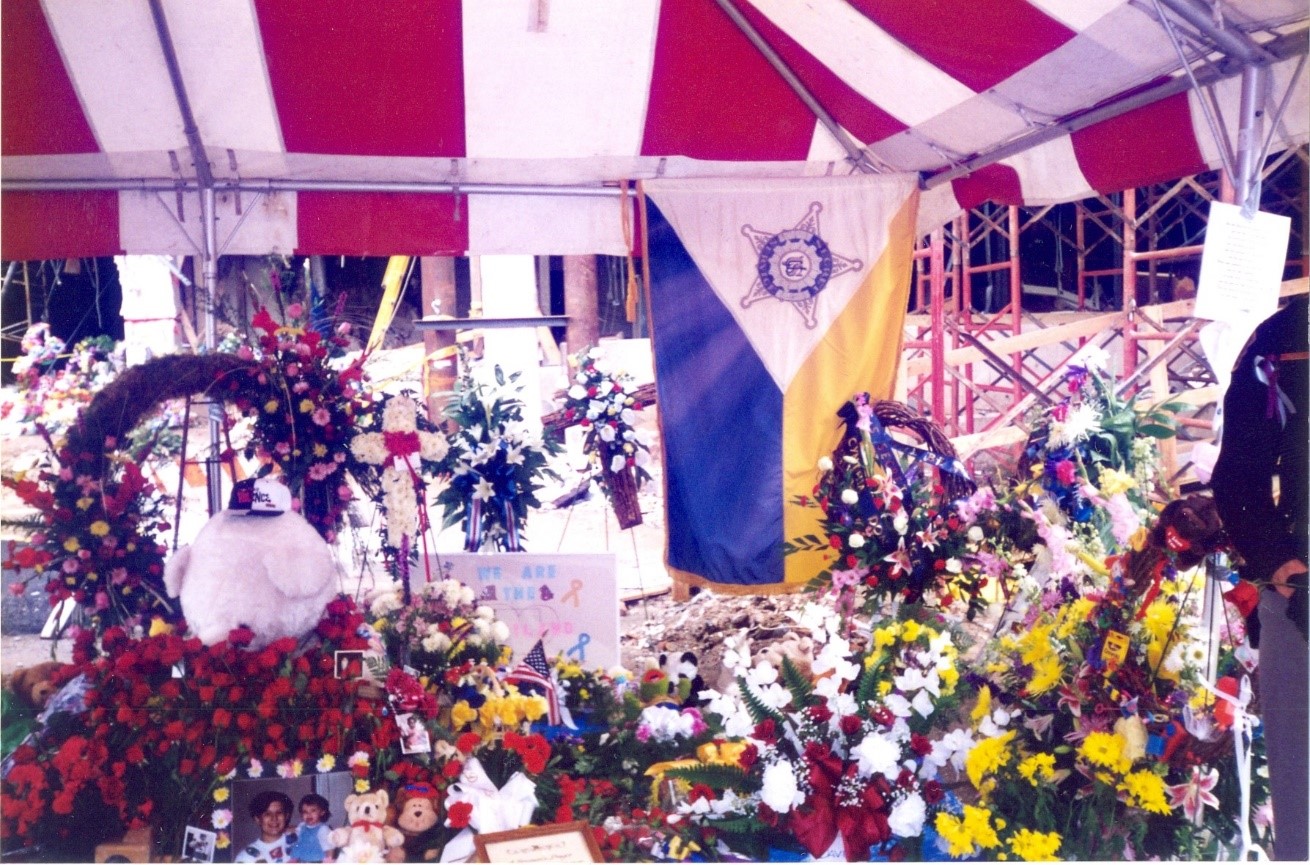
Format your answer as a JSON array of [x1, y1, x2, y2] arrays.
[[444, 757, 539, 834]]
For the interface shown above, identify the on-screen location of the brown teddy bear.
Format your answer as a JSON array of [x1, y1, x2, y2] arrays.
[[386, 783, 444, 862], [2, 661, 72, 758], [4, 661, 69, 711]]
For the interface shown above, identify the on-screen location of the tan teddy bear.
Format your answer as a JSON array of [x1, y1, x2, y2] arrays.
[[4, 661, 68, 711], [329, 789, 406, 863]]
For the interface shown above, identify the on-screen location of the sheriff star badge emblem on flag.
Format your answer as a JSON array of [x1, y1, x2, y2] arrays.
[[740, 201, 863, 329]]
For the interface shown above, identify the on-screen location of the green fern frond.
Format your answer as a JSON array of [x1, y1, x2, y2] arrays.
[[665, 762, 755, 792], [736, 675, 786, 726], [780, 655, 814, 706], [855, 661, 882, 706]]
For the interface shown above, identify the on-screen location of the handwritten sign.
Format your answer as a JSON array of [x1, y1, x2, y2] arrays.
[[473, 821, 604, 863], [1195, 201, 1290, 326], [428, 552, 619, 669]]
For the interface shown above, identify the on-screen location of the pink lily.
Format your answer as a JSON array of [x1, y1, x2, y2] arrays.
[[1167, 766, 1219, 824], [883, 545, 912, 579]]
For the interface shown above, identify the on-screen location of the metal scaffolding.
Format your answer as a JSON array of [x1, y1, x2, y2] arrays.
[[901, 145, 1310, 486]]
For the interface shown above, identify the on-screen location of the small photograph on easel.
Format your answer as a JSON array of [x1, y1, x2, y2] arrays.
[[398, 712, 431, 755], [334, 650, 364, 680]]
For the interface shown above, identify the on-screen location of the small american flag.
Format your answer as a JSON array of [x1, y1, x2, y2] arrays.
[[505, 639, 561, 725]]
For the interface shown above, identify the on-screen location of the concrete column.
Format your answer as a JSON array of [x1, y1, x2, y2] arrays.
[[420, 256, 458, 422], [563, 255, 599, 364]]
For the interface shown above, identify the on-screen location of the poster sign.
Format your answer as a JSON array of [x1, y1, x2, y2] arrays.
[[430, 552, 619, 669], [1195, 201, 1291, 325]]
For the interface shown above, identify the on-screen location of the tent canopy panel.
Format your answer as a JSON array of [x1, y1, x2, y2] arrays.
[[2, 0, 1306, 260]]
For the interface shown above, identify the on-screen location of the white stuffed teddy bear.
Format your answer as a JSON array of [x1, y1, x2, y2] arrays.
[[329, 788, 406, 863], [163, 477, 340, 648]]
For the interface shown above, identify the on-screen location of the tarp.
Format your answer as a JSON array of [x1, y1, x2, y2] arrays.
[[644, 175, 918, 590], [2, 0, 1307, 260]]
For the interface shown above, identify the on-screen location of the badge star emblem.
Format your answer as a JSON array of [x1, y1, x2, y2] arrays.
[[740, 202, 863, 329]]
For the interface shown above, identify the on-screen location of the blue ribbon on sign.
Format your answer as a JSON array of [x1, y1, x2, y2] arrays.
[[566, 633, 591, 663]]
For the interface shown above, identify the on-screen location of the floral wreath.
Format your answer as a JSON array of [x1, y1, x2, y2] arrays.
[[786, 395, 980, 611], [3, 307, 365, 634]]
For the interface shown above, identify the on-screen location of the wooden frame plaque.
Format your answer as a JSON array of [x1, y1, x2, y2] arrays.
[[472, 821, 604, 863]]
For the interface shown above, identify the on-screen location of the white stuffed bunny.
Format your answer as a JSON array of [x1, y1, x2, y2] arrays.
[[163, 478, 340, 648]]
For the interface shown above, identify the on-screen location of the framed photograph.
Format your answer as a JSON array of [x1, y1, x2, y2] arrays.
[[334, 650, 364, 680], [473, 821, 603, 863], [228, 771, 354, 857], [181, 826, 217, 863], [397, 712, 431, 755]]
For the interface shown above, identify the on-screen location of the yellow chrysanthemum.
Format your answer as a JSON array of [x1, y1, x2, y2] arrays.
[[450, 700, 478, 729], [63, 537, 80, 553], [264, 399, 280, 413], [478, 698, 501, 730], [213, 787, 230, 803], [873, 624, 900, 649], [934, 813, 974, 858], [901, 620, 923, 642], [1139, 601, 1176, 644], [1056, 598, 1095, 639], [298, 399, 314, 414], [1121, 769, 1171, 815], [939, 664, 960, 692], [1019, 625, 1056, 666], [312, 443, 328, 457], [354, 778, 370, 793], [1017, 752, 1057, 785], [971, 685, 993, 725], [1097, 467, 1137, 497], [966, 731, 1017, 790], [76, 496, 94, 511], [1027, 654, 1064, 696], [1007, 828, 1062, 861], [519, 694, 547, 723], [216, 834, 230, 849], [89, 520, 110, 537], [1079, 731, 1131, 774], [878, 680, 893, 696]]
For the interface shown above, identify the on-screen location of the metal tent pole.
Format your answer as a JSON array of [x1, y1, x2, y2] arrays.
[[1235, 63, 1264, 213]]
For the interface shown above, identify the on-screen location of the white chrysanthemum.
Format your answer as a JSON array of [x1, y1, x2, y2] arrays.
[[475, 605, 495, 620], [369, 587, 404, 618], [893, 512, 910, 535], [760, 760, 804, 814], [840, 488, 859, 505], [849, 533, 866, 549], [491, 621, 510, 643], [568, 384, 587, 400], [1082, 345, 1110, 374], [888, 792, 927, 838], [599, 424, 617, 443], [817, 456, 834, 472], [1051, 403, 1102, 447], [610, 454, 627, 473], [421, 631, 452, 654], [853, 731, 901, 778]]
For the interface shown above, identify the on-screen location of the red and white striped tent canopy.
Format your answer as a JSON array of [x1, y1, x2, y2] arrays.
[[3, 0, 1307, 261]]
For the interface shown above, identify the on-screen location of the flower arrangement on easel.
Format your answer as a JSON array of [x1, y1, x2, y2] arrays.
[[437, 352, 560, 552], [351, 391, 450, 601], [559, 346, 653, 529]]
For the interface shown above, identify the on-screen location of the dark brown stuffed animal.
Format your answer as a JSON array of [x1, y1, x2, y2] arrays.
[[1117, 494, 1227, 608], [1147, 494, 1227, 571], [4, 661, 69, 711]]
